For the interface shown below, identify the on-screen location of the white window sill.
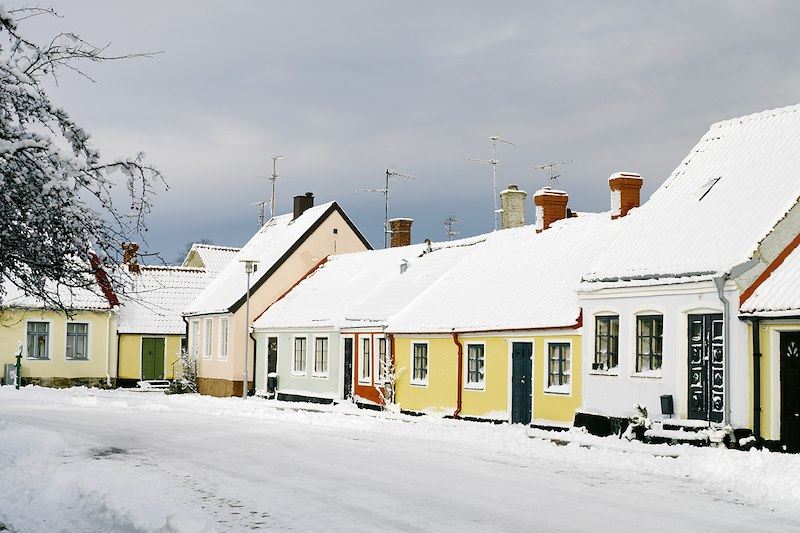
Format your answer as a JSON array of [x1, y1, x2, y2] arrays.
[[66, 358, 90, 362], [217, 356, 228, 361], [27, 357, 49, 361], [544, 386, 572, 395], [631, 371, 663, 379], [464, 383, 485, 391], [312, 373, 329, 379], [410, 381, 428, 387], [589, 370, 619, 377], [291, 371, 307, 377]]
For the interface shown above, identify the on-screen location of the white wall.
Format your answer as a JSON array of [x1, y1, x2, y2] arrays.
[[579, 280, 750, 427]]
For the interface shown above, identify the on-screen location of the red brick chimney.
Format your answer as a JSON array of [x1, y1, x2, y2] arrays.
[[533, 187, 569, 232], [389, 218, 412, 247], [122, 242, 140, 273], [609, 172, 643, 219]]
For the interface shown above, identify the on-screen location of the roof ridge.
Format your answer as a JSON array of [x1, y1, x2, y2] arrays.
[[192, 243, 240, 251], [710, 102, 800, 131]]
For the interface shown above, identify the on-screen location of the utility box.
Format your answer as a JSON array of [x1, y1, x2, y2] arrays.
[[4, 363, 17, 386]]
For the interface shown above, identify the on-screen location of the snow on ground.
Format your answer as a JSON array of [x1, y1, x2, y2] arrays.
[[0, 386, 799, 532]]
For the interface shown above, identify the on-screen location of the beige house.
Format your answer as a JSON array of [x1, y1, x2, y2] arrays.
[[183, 194, 371, 397]]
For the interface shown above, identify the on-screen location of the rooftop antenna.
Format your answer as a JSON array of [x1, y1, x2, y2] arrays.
[[443, 216, 462, 240], [250, 200, 271, 228], [259, 155, 285, 218], [356, 167, 416, 249], [470, 135, 514, 231], [534, 160, 573, 188]]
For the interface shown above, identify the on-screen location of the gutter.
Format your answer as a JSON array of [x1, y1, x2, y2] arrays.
[[713, 259, 758, 426], [452, 332, 464, 418], [250, 326, 258, 396]]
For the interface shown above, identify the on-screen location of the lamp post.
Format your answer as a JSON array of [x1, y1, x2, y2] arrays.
[[240, 259, 259, 399]]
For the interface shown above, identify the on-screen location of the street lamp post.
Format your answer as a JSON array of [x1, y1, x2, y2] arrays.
[[240, 259, 259, 399]]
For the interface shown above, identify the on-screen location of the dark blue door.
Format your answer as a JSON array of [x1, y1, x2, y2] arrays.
[[343, 338, 353, 399], [511, 342, 533, 425]]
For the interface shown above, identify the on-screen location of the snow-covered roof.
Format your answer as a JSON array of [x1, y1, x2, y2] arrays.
[[184, 202, 350, 316], [741, 244, 800, 317], [117, 266, 213, 334], [0, 278, 112, 311], [387, 213, 616, 334], [252, 245, 428, 330], [583, 103, 800, 283], [181, 243, 240, 274]]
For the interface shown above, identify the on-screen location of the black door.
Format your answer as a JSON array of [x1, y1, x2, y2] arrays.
[[267, 337, 278, 374], [343, 337, 353, 399], [780, 331, 800, 452], [511, 342, 533, 425], [688, 314, 724, 422]]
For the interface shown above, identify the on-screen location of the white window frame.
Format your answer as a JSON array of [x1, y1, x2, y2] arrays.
[[359, 336, 372, 383], [218, 317, 229, 361], [464, 342, 486, 390], [190, 320, 200, 359], [377, 336, 388, 383], [292, 335, 308, 376], [313, 336, 329, 378], [410, 340, 429, 386], [25, 319, 52, 360], [203, 318, 213, 360], [65, 321, 90, 361], [544, 339, 572, 395]]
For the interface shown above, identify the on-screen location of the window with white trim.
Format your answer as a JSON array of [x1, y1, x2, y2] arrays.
[[360, 337, 371, 381], [26, 321, 49, 359], [411, 343, 428, 385], [547, 343, 571, 390], [377, 338, 388, 382], [218, 318, 229, 360], [66, 323, 89, 360], [190, 320, 200, 358], [636, 315, 663, 372], [293, 337, 307, 374], [466, 344, 485, 388], [314, 337, 328, 376], [203, 318, 213, 360], [594, 315, 619, 371]]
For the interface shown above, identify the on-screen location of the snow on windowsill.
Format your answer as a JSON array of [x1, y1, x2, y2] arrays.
[[410, 381, 428, 387], [631, 369, 663, 379], [464, 383, 485, 391], [544, 384, 571, 395], [311, 373, 329, 379], [588, 369, 619, 377]]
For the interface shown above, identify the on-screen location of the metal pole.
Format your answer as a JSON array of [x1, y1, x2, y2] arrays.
[[384, 169, 390, 249], [243, 268, 251, 399], [270, 158, 277, 218], [491, 139, 498, 231]]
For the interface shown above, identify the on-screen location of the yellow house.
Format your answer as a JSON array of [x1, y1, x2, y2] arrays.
[[0, 280, 117, 387], [740, 238, 800, 452], [184, 196, 371, 397], [116, 244, 239, 386], [385, 192, 615, 426]]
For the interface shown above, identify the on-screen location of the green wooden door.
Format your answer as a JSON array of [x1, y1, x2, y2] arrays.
[[142, 338, 165, 380]]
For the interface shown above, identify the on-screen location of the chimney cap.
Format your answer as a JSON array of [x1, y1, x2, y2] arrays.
[[534, 186, 568, 198], [500, 185, 527, 195], [304, 191, 314, 197], [388, 217, 414, 222], [608, 172, 642, 183]]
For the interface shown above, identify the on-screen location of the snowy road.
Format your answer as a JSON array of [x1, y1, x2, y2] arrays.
[[0, 388, 798, 532]]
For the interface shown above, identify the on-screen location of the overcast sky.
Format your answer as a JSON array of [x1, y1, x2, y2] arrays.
[[14, 1, 800, 260]]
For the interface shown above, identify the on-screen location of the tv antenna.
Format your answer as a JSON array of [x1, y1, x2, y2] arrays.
[[356, 168, 416, 248], [258, 155, 286, 218], [470, 135, 514, 231], [251, 200, 271, 228], [443, 216, 462, 240], [534, 160, 573, 188]]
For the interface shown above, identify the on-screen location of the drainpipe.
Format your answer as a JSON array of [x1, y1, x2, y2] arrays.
[[250, 326, 258, 396], [713, 258, 758, 427], [452, 332, 464, 418], [106, 311, 113, 388], [750, 317, 762, 440]]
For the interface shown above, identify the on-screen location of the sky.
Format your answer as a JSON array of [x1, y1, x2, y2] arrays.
[[12, 1, 800, 261]]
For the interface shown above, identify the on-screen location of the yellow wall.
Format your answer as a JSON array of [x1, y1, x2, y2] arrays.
[[0, 308, 116, 381], [751, 320, 800, 441], [118, 333, 183, 380], [393, 332, 582, 423]]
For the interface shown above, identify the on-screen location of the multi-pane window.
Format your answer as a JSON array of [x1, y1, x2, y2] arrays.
[[412, 343, 428, 384], [26, 322, 49, 359], [594, 316, 619, 371], [377, 338, 388, 382], [314, 337, 328, 375], [466, 344, 485, 387], [636, 315, 663, 372], [203, 318, 213, 359], [66, 323, 89, 360], [548, 343, 571, 388], [190, 321, 200, 358], [218, 318, 229, 360], [293, 337, 307, 373], [360, 337, 371, 381]]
